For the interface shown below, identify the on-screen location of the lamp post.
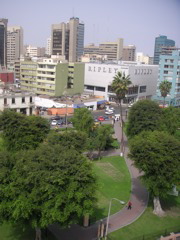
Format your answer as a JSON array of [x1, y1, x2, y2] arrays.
[[63, 89, 68, 130], [104, 198, 125, 240]]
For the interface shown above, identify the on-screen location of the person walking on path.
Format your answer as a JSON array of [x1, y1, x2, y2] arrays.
[[127, 201, 132, 210]]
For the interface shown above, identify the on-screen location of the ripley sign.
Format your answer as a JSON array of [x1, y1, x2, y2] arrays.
[[88, 65, 153, 75]]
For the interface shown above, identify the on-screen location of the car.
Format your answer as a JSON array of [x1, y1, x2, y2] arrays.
[[94, 117, 99, 122], [105, 110, 114, 115], [51, 120, 57, 126], [57, 119, 64, 125], [98, 116, 105, 121], [105, 106, 114, 111], [103, 115, 110, 121]]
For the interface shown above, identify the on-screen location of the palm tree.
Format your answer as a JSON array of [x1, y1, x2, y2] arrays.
[[111, 71, 132, 156], [159, 80, 172, 107]]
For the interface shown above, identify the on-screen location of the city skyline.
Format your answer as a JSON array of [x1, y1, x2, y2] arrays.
[[1, 0, 180, 56]]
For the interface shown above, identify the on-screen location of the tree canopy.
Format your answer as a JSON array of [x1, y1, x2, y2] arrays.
[[47, 129, 87, 153], [129, 130, 180, 215], [71, 108, 94, 136], [126, 99, 162, 138], [0, 143, 97, 234], [0, 110, 50, 151]]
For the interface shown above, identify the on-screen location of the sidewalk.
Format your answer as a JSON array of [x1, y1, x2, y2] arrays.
[[48, 120, 149, 240]]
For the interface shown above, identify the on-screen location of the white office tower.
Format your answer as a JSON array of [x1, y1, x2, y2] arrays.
[[7, 26, 23, 66], [46, 37, 51, 55]]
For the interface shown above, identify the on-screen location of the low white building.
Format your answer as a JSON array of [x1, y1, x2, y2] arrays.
[[84, 62, 159, 102], [0, 87, 35, 115]]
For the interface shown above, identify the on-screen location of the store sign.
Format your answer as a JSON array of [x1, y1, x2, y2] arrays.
[[88, 65, 153, 75], [88, 66, 119, 74]]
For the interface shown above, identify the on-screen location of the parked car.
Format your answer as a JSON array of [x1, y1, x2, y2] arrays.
[[105, 110, 114, 115], [98, 116, 105, 121], [51, 120, 57, 126], [57, 119, 64, 125], [51, 116, 62, 120], [103, 116, 110, 121], [105, 106, 114, 111]]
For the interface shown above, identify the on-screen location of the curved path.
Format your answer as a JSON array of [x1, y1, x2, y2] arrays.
[[49, 120, 149, 240]]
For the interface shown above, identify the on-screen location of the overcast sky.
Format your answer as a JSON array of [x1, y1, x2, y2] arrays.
[[1, 0, 180, 56]]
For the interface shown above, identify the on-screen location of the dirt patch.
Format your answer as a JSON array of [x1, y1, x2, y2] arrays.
[[96, 162, 124, 180], [165, 207, 180, 217]]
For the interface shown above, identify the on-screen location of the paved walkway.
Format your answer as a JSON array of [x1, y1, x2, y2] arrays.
[[48, 121, 149, 240]]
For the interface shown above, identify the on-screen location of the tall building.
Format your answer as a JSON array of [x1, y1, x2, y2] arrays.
[[122, 45, 136, 61], [99, 38, 124, 61], [46, 37, 51, 55], [51, 17, 84, 62], [7, 26, 23, 66], [153, 35, 175, 65], [152, 50, 180, 107], [0, 18, 8, 67]]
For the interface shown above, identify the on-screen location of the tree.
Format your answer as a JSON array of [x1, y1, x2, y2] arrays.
[[159, 80, 172, 107], [0, 110, 50, 151], [160, 107, 180, 135], [47, 129, 87, 153], [0, 144, 97, 239], [129, 131, 180, 216], [111, 71, 131, 156], [126, 99, 162, 138], [71, 108, 94, 136], [87, 124, 114, 158]]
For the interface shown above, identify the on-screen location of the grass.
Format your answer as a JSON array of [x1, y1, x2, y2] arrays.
[[108, 194, 180, 240], [90, 156, 131, 222]]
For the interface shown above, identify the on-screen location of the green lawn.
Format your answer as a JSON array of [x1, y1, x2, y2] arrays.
[[108, 194, 180, 240], [90, 156, 131, 222]]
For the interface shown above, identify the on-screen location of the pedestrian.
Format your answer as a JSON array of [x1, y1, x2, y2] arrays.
[[127, 201, 132, 210]]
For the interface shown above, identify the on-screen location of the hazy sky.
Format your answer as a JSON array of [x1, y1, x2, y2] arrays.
[[1, 0, 180, 56]]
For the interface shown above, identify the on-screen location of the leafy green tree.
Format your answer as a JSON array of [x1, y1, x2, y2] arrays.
[[126, 99, 162, 138], [0, 144, 97, 239], [88, 124, 113, 158], [160, 107, 180, 135], [0, 110, 50, 151], [71, 108, 94, 136], [111, 71, 131, 156], [159, 80, 172, 107], [129, 131, 180, 216], [47, 129, 87, 153]]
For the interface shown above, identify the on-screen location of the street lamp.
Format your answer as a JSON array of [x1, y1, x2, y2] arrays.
[[63, 89, 68, 130], [105, 198, 125, 240]]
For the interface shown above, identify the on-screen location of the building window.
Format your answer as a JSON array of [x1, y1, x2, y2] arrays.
[[95, 86, 105, 92], [30, 96, 32, 103], [139, 86, 146, 93], [4, 98, 7, 105], [12, 98, 15, 104], [22, 97, 25, 103]]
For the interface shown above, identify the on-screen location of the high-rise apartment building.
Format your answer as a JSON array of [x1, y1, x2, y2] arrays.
[[51, 17, 84, 62], [0, 18, 8, 67], [7, 26, 24, 66], [153, 50, 180, 107], [153, 35, 175, 65], [46, 37, 51, 55], [122, 45, 136, 61]]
